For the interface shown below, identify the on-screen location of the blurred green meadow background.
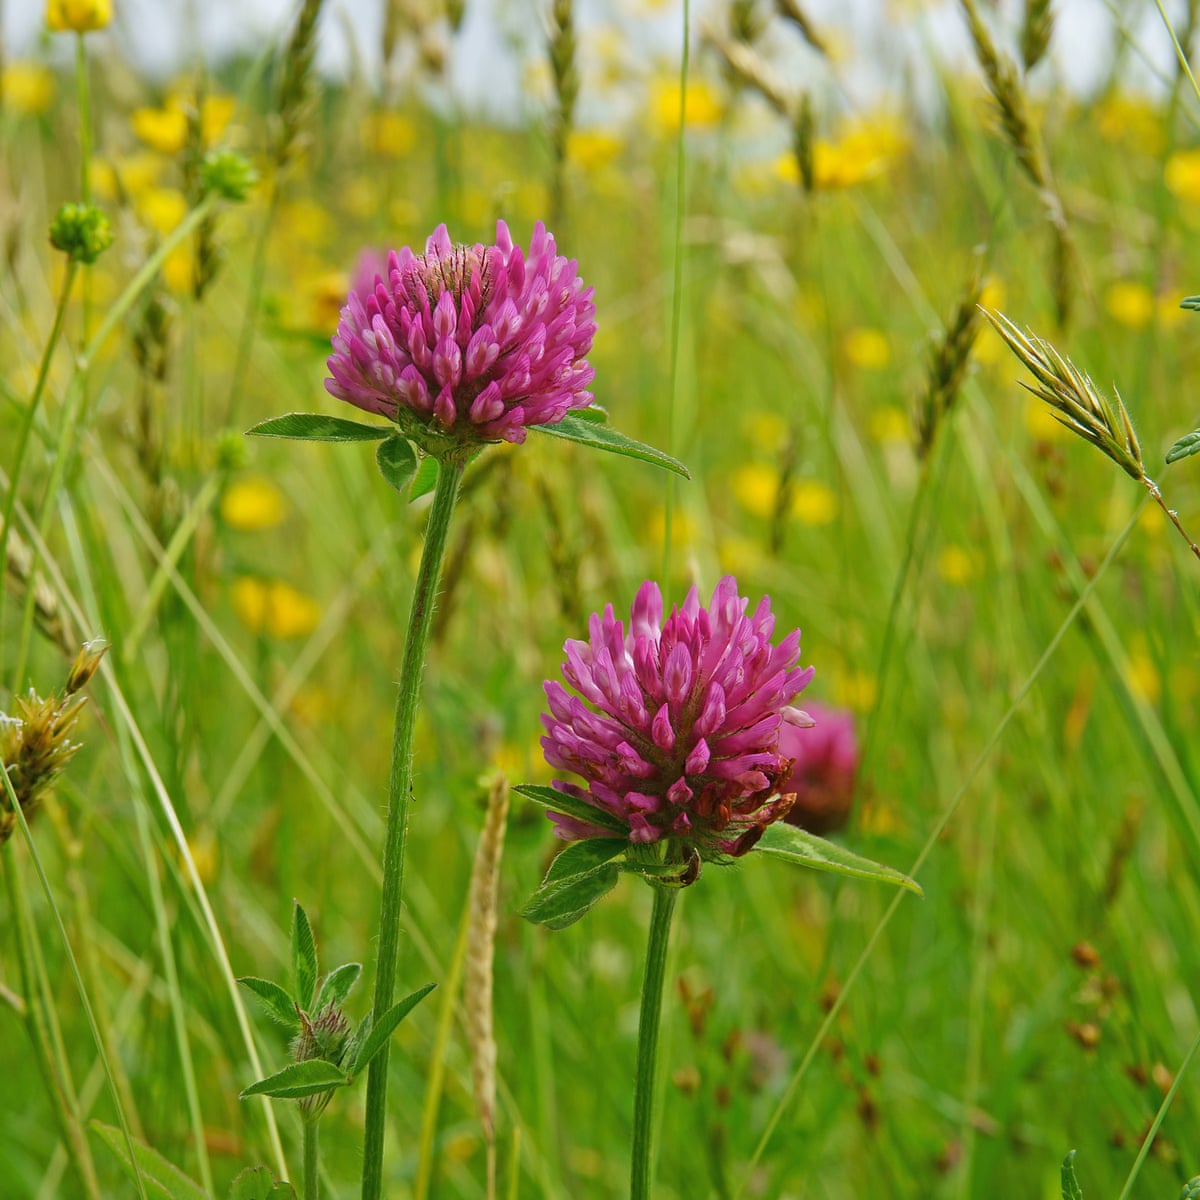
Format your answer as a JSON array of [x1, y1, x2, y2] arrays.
[[3, 0, 1200, 1196]]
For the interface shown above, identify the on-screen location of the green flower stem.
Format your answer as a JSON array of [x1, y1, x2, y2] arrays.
[[1, 762, 148, 1200], [631, 882, 679, 1200], [74, 34, 92, 202], [360, 452, 468, 1200], [304, 1117, 320, 1200], [0, 259, 78, 656], [1, 853, 101, 1200], [8, 196, 218, 693]]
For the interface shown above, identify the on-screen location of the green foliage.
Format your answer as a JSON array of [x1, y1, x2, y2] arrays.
[[228, 1167, 297, 1199], [48, 202, 113, 264], [1061, 1150, 1083, 1200], [291, 900, 318, 1010], [755, 822, 924, 894], [532, 413, 691, 477], [240, 1061, 349, 1100], [245, 413, 393, 441], [1166, 430, 1200, 464], [375, 436, 418, 492], [91, 1123, 209, 1200], [349, 983, 438, 1076]]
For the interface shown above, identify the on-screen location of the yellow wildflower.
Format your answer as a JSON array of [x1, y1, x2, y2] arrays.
[[1094, 93, 1163, 155], [231, 578, 321, 640], [937, 544, 979, 586], [979, 278, 1005, 310], [1025, 396, 1067, 442], [833, 669, 878, 713], [842, 327, 890, 369], [132, 105, 188, 155], [567, 129, 623, 172], [648, 506, 698, 546], [1125, 647, 1161, 706], [137, 186, 188, 235], [1104, 281, 1154, 330], [162, 244, 193, 294], [869, 405, 910, 444], [791, 481, 837, 526], [309, 272, 350, 331], [1165, 148, 1200, 204], [364, 110, 416, 158], [199, 95, 235, 145], [46, 0, 111, 33], [2, 62, 56, 116], [89, 152, 163, 202], [221, 477, 287, 531], [732, 465, 777, 519], [650, 78, 722, 135]]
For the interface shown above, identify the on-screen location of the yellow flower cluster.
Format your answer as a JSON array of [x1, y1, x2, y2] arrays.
[[46, 0, 111, 33]]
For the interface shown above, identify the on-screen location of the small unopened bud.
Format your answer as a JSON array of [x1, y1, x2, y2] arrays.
[[46, 0, 112, 33], [66, 638, 108, 694], [200, 149, 258, 203], [49, 202, 113, 264]]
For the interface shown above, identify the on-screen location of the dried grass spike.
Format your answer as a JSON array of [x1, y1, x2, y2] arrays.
[[465, 774, 509, 1160], [915, 262, 985, 460], [274, 0, 325, 172], [774, 0, 829, 56], [982, 308, 1143, 480], [1021, 0, 1054, 72]]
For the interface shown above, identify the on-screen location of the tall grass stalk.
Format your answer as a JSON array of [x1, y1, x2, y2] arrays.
[[361, 453, 469, 1200], [737, 508, 1142, 1194], [0, 260, 77, 657], [8, 194, 218, 692], [662, 0, 691, 585], [2, 854, 101, 1200], [0, 762, 149, 1200]]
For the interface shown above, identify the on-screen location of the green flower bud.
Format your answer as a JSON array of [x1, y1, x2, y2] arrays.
[[48, 202, 113, 264], [1181, 1178, 1200, 1200], [200, 149, 258, 203]]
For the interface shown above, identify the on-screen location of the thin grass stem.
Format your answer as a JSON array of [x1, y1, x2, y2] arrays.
[[1, 762, 149, 1200], [737, 507, 1142, 1195]]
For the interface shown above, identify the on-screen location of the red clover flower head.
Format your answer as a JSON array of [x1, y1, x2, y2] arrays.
[[325, 221, 596, 447], [778, 702, 858, 835], [541, 577, 815, 860]]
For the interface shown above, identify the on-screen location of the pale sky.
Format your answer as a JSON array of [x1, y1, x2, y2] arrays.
[[2, 0, 1187, 121]]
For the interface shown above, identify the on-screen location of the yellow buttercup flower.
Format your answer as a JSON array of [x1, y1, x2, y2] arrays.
[[567, 129, 623, 172], [132, 106, 188, 155], [791, 481, 837, 526], [842, 327, 890, 369], [364, 110, 416, 158], [1094, 92, 1163, 155], [1104, 281, 1154, 330], [650, 79, 722, 135], [1165, 148, 1200, 205], [231, 578, 321, 640], [2, 62, 56, 115], [732, 465, 777, 519], [47, 0, 111, 32], [869, 405, 910, 445], [937, 544, 979, 586], [136, 187, 188, 235], [221, 477, 288, 531]]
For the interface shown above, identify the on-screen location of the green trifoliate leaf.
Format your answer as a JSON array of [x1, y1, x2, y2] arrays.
[[246, 413, 393, 442], [521, 863, 620, 930], [90, 1122, 210, 1200], [755, 823, 923, 896], [544, 838, 627, 883], [376, 436, 418, 491], [229, 1166, 297, 1200], [1166, 430, 1200, 464], [409, 454, 438, 501], [237, 976, 300, 1032], [239, 1060, 349, 1101], [532, 414, 691, 479], [314, 962, 362, 1012], [513, 783, 627, 834], [1061, 1150, 1083, 1200], [291, 901, 318, 1010], [350, 982, 437, 1077]]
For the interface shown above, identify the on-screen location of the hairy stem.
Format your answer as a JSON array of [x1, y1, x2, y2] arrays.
[[631, 883, 678, 1200], [361, 453, 468, 1200]]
